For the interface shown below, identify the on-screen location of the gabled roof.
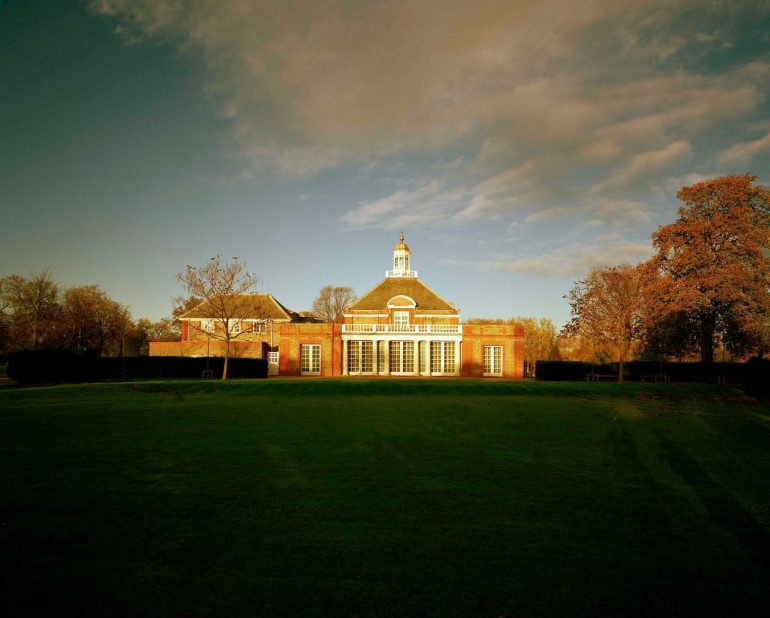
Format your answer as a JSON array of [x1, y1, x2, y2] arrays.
[[348, 278, 456, 313], [181, 294, 295, 321]]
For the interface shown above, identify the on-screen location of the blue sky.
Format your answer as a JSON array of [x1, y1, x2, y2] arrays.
[[2, 1, 769, 327]]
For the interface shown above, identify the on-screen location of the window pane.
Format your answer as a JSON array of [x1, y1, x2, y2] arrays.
[[361, 341, 373, 373], [389, 341, 401, 373], [301, 344, 321, 374], [312, 345, 320, 372], [430, 341, 441, 373], [348, 340, 360, 373], [444, 342, 455, 373], [483, 346, 502, 375], [403, 341, 414, 372], [393, 311, 409, 332]]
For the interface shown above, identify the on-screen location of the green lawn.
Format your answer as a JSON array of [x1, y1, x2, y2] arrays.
[[1, 379, 769, 617]]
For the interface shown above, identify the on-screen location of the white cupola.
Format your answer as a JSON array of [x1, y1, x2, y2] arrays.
[[386, 232, 418, 278]]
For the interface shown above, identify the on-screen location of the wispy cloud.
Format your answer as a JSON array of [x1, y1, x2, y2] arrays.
[[590, 140, 693, 196], [340, 181, 468, 230], [91, 0, 770, 260], [90, 0, 770, 181], [482, 241, 653, 278], [718, 132, 770, 167]]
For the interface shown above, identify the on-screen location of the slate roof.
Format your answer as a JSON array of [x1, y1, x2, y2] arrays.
[[181, 294, 295, 321], [348, 278, 456, 313]]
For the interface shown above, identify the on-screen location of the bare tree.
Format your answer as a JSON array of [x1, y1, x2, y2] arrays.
[[562, 264, 644, 383], [312, 285, 356, 322], [464, 316, 559, 376], [60, 285, 128, 356], [177, 256, 259, 380], [512, 317, 559, 377], [3, 271, 60, 350]]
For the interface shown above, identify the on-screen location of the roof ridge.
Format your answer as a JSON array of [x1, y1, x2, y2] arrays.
[[347, 278, 387, 310], [410, 277, 455, 310], [347, 277, 456, 312], [266, 293, 293, 320]]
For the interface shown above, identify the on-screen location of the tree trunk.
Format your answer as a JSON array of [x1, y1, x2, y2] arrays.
[[617, 336, 630, 384], [222, 338, 230, 380], [700, 312, 715, 364]]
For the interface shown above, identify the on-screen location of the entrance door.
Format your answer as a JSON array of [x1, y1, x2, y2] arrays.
[[267, 350, 279, 376]]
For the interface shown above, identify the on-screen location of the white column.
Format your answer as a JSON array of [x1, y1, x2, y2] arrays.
[[342, 339, 348, 375], [383, 340, 390, 375]]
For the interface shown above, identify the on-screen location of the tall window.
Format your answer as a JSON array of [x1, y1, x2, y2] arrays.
[[483, 345, 503, 376], [430, 341, 456, 374], [389, 341, 401, 372], [393, 311, 410, 332], [300, 344, 321, 375], [347, 340, 373, 373], [389, 341, 414, 373]]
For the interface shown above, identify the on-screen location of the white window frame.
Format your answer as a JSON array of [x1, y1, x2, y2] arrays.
[[430, 341, 456, 375], [201, 319, 215, 333], [300, 344, 321, 375], [252, 321, 266, 334], [389, 340, 414, 374], [230, 320, 241, 334], [483, 345, 503, 376], [393, 311, 410, 332], [347, 340, 374, 374]]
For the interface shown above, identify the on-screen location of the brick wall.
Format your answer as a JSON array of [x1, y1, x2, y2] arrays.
[[149, 340, 267, 359], [461, 324, 524, 378], [279, 323, 342, 376]]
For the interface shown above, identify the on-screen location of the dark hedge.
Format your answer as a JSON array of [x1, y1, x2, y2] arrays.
[[7, 350, 99, 383], [535, 360, 749, 383], [7, 351, 267, 383], [745, 357, 770, 396]]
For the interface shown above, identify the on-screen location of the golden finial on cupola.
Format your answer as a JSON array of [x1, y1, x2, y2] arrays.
[[394, 232, 409, 252]]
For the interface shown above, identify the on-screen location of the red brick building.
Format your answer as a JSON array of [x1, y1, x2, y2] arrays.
[[280, 234, 523, 378], [152, 235, 524, 378]]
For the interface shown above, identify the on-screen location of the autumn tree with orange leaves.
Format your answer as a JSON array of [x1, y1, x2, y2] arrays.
[[644, 174, 770, 363]]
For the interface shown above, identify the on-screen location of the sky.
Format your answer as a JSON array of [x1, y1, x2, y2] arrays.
[[2, 0, 769, 327]]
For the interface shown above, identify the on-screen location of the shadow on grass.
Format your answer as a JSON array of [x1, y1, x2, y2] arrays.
[[655, 431, 770, 573]]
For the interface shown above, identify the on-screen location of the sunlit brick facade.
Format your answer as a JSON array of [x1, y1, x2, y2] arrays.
[[150, 235, 524, 378], [279, 234, 524, 378]]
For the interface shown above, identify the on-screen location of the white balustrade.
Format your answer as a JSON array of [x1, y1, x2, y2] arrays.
[[342, 323, 461, 334], [385, 270, 419, 278]]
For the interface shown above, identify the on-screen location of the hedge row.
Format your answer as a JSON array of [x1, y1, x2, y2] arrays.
[[745, 357, 770, 396], [7, 351, 267, 383], [535, 360, 754, 383]]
